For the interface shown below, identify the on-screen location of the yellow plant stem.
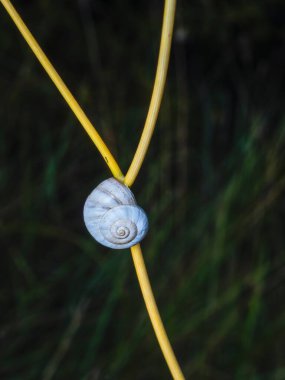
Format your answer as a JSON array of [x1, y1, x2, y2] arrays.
[[124, 0, 176, 187], [0, 0, 123, 180], [1, 0, 185, 378], [131, 244, 185, 380]]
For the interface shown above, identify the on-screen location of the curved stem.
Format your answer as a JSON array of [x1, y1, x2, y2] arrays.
[[1, 1, 185, 378], [124, 0, 176, 187], [131, 244, 185, 380], [0, 0, 123, 180]]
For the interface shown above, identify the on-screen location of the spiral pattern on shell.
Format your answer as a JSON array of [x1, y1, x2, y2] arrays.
[[83, 178, 149, 249]]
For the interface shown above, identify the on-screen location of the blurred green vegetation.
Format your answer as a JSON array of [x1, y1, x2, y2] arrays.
[[1, 0, 285, 379]]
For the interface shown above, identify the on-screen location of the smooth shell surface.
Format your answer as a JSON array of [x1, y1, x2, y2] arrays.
[[83, 178, 148, 249]]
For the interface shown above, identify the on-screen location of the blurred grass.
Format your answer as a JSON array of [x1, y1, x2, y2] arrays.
[[1, 0, 285, 379]]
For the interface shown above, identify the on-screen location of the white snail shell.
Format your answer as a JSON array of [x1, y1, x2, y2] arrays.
[[83, 178, 149, 249]]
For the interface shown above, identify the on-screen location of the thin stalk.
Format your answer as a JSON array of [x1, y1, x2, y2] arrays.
[[124, 0, 176, 187], [0, 0, 123, 180], [131, 244, 185, 380], [1, 1, 185, 378]]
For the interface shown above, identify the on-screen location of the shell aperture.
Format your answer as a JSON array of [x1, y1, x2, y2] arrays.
[[83, 178, 148, 249]]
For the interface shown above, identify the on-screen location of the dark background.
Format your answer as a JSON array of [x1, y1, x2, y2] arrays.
[[1, 0, 285, 379]]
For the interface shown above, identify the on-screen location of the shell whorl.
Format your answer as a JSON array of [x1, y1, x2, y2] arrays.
[[83, 178, 148, 249]]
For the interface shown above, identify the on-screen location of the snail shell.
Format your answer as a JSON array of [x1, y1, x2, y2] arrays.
[[83, 178, 148, 249]]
